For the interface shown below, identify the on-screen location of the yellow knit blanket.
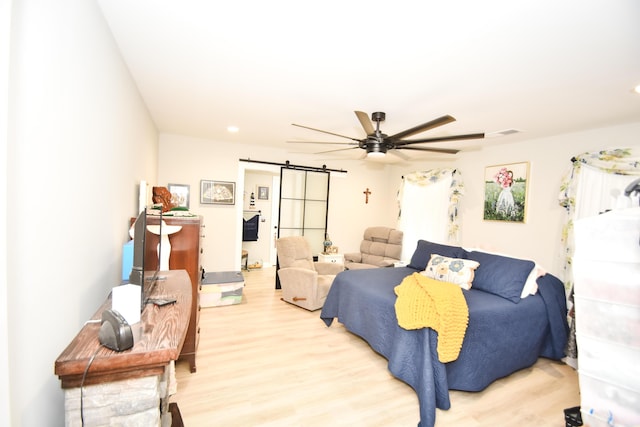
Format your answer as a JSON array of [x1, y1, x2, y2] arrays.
[[394, 273, 469, 363]]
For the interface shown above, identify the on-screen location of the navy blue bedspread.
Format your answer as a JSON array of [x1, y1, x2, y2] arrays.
[[320, 267, 568, 427]]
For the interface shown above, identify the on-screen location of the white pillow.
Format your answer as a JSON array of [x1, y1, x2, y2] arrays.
[[421, 253, 480, 290], [521, 264, 546, 298]]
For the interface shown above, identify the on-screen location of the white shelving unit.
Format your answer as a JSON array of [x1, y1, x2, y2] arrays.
[[573, 207, 640, 427]]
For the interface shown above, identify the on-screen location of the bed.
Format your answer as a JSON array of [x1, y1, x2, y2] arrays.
[[320, 240, 569, 427]]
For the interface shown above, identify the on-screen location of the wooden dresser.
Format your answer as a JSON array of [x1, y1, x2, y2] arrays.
[[143, 215, 204, 372]]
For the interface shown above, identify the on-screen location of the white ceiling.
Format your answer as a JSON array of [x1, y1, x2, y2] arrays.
[[97, 0, 640, 162]]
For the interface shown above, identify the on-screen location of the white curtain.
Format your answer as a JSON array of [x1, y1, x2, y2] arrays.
[[397, 168, 463, 261], [558, 147, 640, 364], [573, 164, 638, 219]]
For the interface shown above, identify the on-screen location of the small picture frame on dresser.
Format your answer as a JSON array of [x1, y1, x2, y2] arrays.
[[168, 183, 190, 209]]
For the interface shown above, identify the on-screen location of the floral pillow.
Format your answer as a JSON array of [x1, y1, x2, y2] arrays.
[[421, 254, 480, 290]]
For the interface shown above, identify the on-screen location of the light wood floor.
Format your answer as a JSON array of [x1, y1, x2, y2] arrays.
[[173, 267, 580, 426]]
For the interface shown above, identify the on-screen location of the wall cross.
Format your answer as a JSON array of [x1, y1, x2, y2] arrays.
[[363, 188, 371, 204]]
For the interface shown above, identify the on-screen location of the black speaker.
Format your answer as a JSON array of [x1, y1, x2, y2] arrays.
[[98, 309, 134, 351]]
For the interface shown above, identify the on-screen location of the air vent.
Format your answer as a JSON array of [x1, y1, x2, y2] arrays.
[[487, 129, 522, 137], [496, 129, 521, 136]]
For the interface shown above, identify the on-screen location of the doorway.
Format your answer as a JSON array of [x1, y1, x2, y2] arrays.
[[241, 166, 280, 269], [237, 160, 334, 278]]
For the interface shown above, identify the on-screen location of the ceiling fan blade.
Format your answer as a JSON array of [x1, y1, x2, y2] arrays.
[[397, 146, 460, 154], [292, 123, 361, 142], [354, 111, 375, 135], [387, 149, 410, 161], [287, 141, 358, 146], [388, 115, 456, 140], [396, 132, 485, 145], [315, 146, 361, 154]]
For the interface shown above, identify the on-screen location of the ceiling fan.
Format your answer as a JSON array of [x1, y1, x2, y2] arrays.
[[288, 111, 484, 159]]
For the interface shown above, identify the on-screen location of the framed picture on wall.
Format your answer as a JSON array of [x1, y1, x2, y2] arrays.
[[200, 180, 235, 205], [258, 186, 269, 200], [168, 183, 190, 208], [483, 162, 529, 223]]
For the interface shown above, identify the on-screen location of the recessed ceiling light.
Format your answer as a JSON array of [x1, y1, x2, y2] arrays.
[[634, 84, 640, 94], [227, 126, 239, 133]]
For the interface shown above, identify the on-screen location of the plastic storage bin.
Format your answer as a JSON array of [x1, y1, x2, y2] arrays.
[[576, 334, 640, 392], [573, 208, 640, 427], [200, 271, 244, 307], [574, 297, 640, 348], [572, 261, 640, 306], [578, 372, 639, 427]]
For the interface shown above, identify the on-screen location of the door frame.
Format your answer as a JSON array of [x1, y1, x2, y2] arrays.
[[237, 161, 280, 269]]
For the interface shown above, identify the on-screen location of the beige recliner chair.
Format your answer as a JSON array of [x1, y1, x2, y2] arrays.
[[276, 236, 344, 311], [344, 226, 404, 270]]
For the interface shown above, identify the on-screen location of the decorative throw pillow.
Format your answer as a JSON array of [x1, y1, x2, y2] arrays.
[[421, 254, 480, 290], [466, 251, 535, 303], [408, 240, 468, 271], [463, 247, 545, 299]]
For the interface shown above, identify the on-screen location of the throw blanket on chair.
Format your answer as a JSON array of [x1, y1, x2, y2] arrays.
[[394, 273, 469, 362]]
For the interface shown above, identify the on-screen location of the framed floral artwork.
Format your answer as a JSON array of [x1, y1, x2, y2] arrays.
[[483, 162, 529, 223], [200, 180, 235, 205]]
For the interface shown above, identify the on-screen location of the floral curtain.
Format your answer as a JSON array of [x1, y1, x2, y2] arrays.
[[558, 147, 640, 361], [397, 168, 464, 261]]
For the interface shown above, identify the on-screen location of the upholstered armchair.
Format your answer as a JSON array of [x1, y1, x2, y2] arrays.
[[344, 226, 404, 270], [276, 236, 344, 311]]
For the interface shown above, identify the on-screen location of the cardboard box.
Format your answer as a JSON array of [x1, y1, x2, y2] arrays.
[[200, 271, 244, 307]]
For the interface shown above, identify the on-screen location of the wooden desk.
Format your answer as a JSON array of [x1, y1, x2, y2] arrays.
[[55, 269, 192, 388]]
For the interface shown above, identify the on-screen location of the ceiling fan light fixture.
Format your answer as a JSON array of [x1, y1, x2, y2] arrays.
[[367, 151, 386, 158], [366, 143, 386, 158]]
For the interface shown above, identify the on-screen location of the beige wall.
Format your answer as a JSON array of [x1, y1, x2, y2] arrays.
[[161, 123, 640, 279], [158, 134, 399, 271], [0, 0, 11, 422], [392, 122, 640, 276], [5, 1, 158, 425]]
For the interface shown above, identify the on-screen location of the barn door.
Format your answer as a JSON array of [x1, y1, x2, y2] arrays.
[[275, 167, 330, 288]]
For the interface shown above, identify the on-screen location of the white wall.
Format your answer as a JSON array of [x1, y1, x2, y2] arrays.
[[160, 123, 640, 278], [328, 160, 402, 256], [5, 1, 158, 425], [392, 122, 640, 277], [1, 0, 12, 423], [158, 134, 398, 271]]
